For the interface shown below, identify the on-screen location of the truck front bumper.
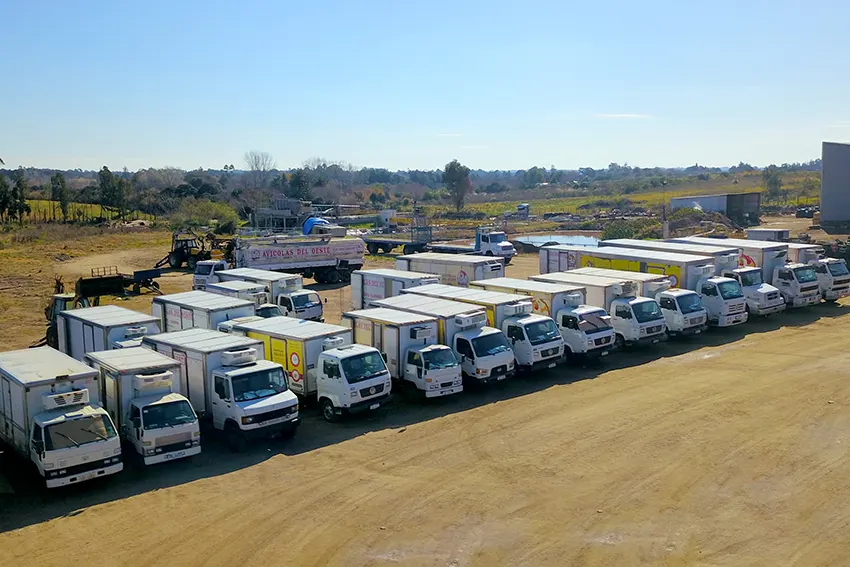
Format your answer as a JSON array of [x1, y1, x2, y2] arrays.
[[144, 443, 201, 465], [790, 294, 821, 308], [669, 323, 708, 337], [750, 301, 786, 316], [522, 356, 563, 372], [346, 393, 393, 415], [713, 312, 748, 326], [242, 417, 300, 440], [425, 384, 464, 398], [824, 288, 850, 301], [626, 333, 667, 347], [45, 461, 124, 488]]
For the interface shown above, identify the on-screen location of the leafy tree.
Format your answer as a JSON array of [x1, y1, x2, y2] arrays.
[[50, 172, 70, 221], [10, 169, 31, 224], [0, 175, 10, 222], [442, 159, 472, 212], [98, 166, 125, 217], [762, 165, 783, 202], [286, 168, 313, 200]]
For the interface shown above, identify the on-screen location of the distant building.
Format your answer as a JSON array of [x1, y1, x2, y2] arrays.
[[821, 141, 850, 224], [669, 192, 761, 225]]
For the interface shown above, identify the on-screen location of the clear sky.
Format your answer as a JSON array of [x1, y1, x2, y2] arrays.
[[3, 0, 849, 172]]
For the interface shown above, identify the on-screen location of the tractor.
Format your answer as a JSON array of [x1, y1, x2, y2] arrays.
[[155, 230, 212, 270]]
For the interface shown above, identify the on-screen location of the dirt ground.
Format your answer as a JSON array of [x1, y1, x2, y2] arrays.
[[3, 219, 850, 566]]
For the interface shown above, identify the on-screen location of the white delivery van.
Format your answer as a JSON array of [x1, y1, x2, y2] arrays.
[[152, 290, 256, 332], [341, 308, 462, 398], [141, 328, 299, 451], [351, 268, 441, 309], [0, 347, 123, 488], [373, 294, 516, 384], [395, 253, 504, 287], [57, 305, 161, 361], [85, 347, 200, 465]]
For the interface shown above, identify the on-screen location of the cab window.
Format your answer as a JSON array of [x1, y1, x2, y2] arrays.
[[659, 297, 676, 310], [778, 270, 792, 281], [456, 338, 473, 358], [561, 315, 578, 329], [214, 376, 231, 400], [701, 284, 717, 296], [615, 305, 631, 318], [507, 325, 524, 341], [279, 297, 293, 310], [407, 351, 422, 366], [323, 360, 340, 378]]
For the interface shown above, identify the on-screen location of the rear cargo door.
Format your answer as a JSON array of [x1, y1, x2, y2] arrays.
[[181, 307, 195, 330], [83, 323, 95, 356], [351, 273, 363, 309], [384, 327, 399, 378], [1, 377, 12, 442], [171, 350, 190, 397]]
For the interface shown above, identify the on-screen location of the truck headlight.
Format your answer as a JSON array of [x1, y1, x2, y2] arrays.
[[476, 368, 487, 375], [43, 463, 55, 470], [241, 416, 255, 425], [508, 361, 515, 369], [142, 440, 153, 447], [639, 327, 646, 335], [145, 449, 156, 456], [193, 430, 201, 437], [192, 439, 201, 446]]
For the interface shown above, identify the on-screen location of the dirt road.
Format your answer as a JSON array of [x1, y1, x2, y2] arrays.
[[3, 238, 850, 565]]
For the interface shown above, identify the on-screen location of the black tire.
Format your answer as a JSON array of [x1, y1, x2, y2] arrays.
[[341, 269, 352, 283], [168, 252, 183, 269], [485, 250, 494, 256], [321, 399, 339, 423], [563, 346, 574, 362], [225, 423, 247, 453], [325, 269, 342, 285], [314, 271, 327, 284], [403, 245, 415, 255], [46, 325, 58, 349], [614, 334, 625, 350], [381, 245, 392, 254], [187, 256, 198, 270], [367, 243, 379, 255]]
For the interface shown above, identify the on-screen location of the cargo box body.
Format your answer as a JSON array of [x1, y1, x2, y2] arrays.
[[57, 306, 162, 361], [151, 291, 255, 332], [351, 268, 441, 309], [395, 253, 504, 287]]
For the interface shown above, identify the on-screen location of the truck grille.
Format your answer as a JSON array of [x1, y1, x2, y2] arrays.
[[360, 383, 386, 397], [766, 292, 779, 301], [541, 347, 560, 358], [51, 456, 122, 478], [728, 303, 746, 313], [801, 285, 819, 293], [440, 381, 455, 388], [689, 317, 705, 326], [645, 325, 663, 335], [594, 336, 611, 346], [157, 440, 194, 454], [835, 278, 850, 286], [251, 406, 296, 424], [491, 365, 507, 376]]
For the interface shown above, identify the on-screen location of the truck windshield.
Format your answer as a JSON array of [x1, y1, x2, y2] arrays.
[[423, 348, 458, 370], [471, 333, 512, 357], [676, 293, 704, 314], [632, 301, 663, 323], [828, 262, 850, 277], [232, 368, 289, 401], [44, 415, 117, 451], [739, 270, 763, 287], [143, 400, 196, 430], [194, 264, 213, 275], [293, 292, 321, 309], [578, 310, 612, 334], [792, 266, 818, 283], [489, 233, 506, 243], [341, 352, 388, 383], [718, 281, 744, 299], [523, 320, 561, 346]]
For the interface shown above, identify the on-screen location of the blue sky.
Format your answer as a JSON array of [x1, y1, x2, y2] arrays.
[[3, 0, 849, 171]]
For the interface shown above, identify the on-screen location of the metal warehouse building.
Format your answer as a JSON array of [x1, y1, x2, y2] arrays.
[[821, 141, 850, 224], [669, 192, 761, 225]]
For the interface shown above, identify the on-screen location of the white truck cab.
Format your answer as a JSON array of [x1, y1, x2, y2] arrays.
[[720, 267, 786, 316], [553, 300, 616, 361], [656, 289, 708, 337], [477, 228, 517, 261], [696, 277, 749, 326], [317, 341, 393, 422], [773, 263, 822, 307], [610, 296, 668, 347], [193, 259, 229, 289], [811, 257, 850, 302], [503, 312, 565, 372], [276, 289, 324, 321]]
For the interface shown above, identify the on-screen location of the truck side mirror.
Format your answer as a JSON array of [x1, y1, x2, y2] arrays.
[[381, 352, 388, 362], [32, 440, 44, 456], [324, 298, 328, 304]]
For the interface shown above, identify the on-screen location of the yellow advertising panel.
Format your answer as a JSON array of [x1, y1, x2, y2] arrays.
[[284, 338, 305, 387], [247, 331, 271, 360], [485, 305, 496, 327], [578, 252, 686, 288]]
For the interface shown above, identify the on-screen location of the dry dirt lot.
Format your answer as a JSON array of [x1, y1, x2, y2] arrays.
[[2, 222, 850, 566]]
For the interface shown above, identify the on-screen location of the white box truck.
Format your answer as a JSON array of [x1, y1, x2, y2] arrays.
[[204, 280, 268, 306], [226, 317, 393, 421], [0, 347, 123, 488], [395, 253, 504, 287], [373, 294, 516, 383], [57, 305, 162, 361], [776, 243, 850, 303], [569, 267, 708, 336], [469, 277, 616, 360], [340, 308, 462, 398], [531, 272, 668, 347], [605, 238, 785, 317], [401, 284, 565, 372], [351, 268, 441, 309], [672, 237, 819, 309], [193, 264, 324, 321], [85, 347, 200, 465], [152, 290, 256, 332], [141, 328, 299, 451]]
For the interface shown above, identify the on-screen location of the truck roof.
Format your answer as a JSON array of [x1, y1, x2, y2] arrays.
[[531, 272, 633, 287], [134, 391, 189, 408], [397, 252, 502, 265], [0, 346, 97, 387], [231, 316, 349, 340], [154, 290, 254, 311], [217, 267, 301, 282], [373, 294, 487, 318], [353, 268, 440, 280], [602, 238, 740, 256], [570, 267, 672, 283], [784, 242, 823, 250], [674, 236, 789, 251], [545, 244, 714, 264], [142, 328, 262, 353], [401, 283, 530, 306], [206, 280, 266, 291], [325, 343, 378, 358], [58, 305, 159, 327], [343, 307, 436, 326], [84, 347, 180, 373], [470, 277, 585, 295], [38, 403, 107, 427]]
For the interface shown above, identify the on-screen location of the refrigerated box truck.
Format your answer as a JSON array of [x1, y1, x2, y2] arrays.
[[85, 347, 200, 465], [340, 308, 462, 397], [782, 243, 850, 301], [152, 290, 256, 332], [141, 328, 299, 450], [57, 305, 162, 361], [351, 268, 441, 309], [0, 347, 123, 488], [600, 239, 741, 275], [395, 253, 504, 287], [372, 294, 516, 383]]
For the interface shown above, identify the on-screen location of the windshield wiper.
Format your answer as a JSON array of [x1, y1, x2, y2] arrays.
[[53, 431, 80, 447], [83, 427, 110, 441]]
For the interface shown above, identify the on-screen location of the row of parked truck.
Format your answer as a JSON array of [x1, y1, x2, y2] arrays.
[[3, 236, 846, 489]]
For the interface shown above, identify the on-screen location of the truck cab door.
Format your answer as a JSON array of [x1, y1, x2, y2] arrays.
[[774, 269, 794, 299], [127, 405, 142, 453], [613, 304, 634, 338], [505, 324, 530, 365], [211, 375, 232, 430], [278, 296, 294, 317], [658, 296, 679, 330], [699, 283, 719, 318], [405, 350, 423, 387], [29, 424, 45, 473], [558, 313, 579, 351], [318, 359, 342, 404], [454, 338, 475, 377]]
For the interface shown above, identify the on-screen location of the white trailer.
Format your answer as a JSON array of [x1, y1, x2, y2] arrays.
[[152, 290, 256, 332], [395, 253, 504, 287], [0, 347, 123, 488], [401, 283, 564, 371], [141, 328, 299, 451], [373, 294, 516, 384], [57, 306, 161, 361], [85, 347, 200, 465], [204, 280, 268, 306], [340, 308, 462, 398], [351, 268, 441, 309]]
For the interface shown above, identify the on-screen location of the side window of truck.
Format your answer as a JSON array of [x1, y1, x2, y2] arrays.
[[323, 360, 339, 378], [280, 297, 293, 310], [615, 305, 631, 318], [407, 352, 421, 366], [561, 315, 577, 329], [456, 339, 472, 359], [815, 264, 827, 274], [778, 270, 791, 281], [31, 423, 42, 444], [507, 326, 524, 341], [659, 297, 675, 310], [701, 285, 716, 296], [214, 376, 230, 401]]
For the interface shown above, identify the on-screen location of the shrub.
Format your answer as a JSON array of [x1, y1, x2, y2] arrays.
[[168, 199, 239, 234]]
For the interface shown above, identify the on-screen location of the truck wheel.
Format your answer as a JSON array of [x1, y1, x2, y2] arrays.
[[367, 243, 379, 255], [403, 245, 415, 255], [168, 252, 183, 269], [225, 423, 247, 452], [313, 271, 326, 284], [485, 251, 494, 256], [321, 399, 339, 422], [614, 334, 625, 350], [325, 269, 342, 285], [341, 269, 352, 283], [187, 256, 198, 270], [381, 245, 393, 254]]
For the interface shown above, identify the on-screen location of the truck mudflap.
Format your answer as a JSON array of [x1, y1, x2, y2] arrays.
[[346, 393, 393, 414]]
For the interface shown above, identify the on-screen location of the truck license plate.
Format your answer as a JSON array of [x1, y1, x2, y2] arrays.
[[601, 351, 609, 356], [497, 374, 506, 380], [694, 330, 701, 334], [547, 362, 556, 369], [652, 338, 660, 344], [369, 403, 380, 410], [80, 471, 97, 482], [164, 451, 186, 460]]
